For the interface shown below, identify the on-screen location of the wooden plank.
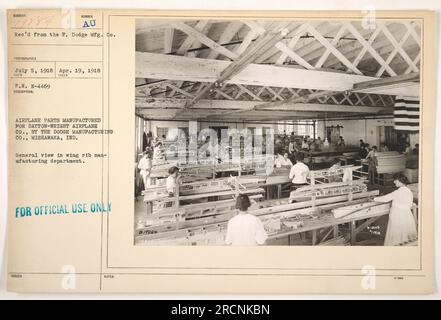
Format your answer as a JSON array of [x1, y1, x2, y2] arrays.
[[274, 42, 314, 69], [176, 20, 209, 55], [187, 23, 291, 106], [257, 21, 325, 64], [376, 27, 412, 77], [378, 22, 419, 73], [344, 22, 397, 76], [135, 51, 377, 91], [163, 27, 174, 54], [235, 27, 258, 55], [165, 83, 195, 98], [275, 23, 309, 65], [265, 86, 284, 101], [350, 220, 356, 245], [137, 192, 385, 244], [323, 23, 407, 69], [246, 21, 314, 69], [207, 21, 244, 60], [315, 25, 347, 69], [236, 84, 263, 101], [172, 22, 239, 60], [352, 72, 420, 92], [307, 24, 362, 75], [253, 90, 339, 110], [352, 27, 382, 67], [138, 190, 379, 236], [405, 52, 421, 74], [135, 98, 392, 114]]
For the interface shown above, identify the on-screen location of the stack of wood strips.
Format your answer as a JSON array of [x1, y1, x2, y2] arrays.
[[150, 162, 243, 179], [136, 190, 381, 245], [309, 165, 361, 179], [373, 151, 406, 174], [332, 201, 391, 219], [290, 180, 367, 201]]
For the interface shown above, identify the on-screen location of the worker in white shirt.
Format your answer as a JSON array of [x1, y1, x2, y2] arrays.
[[301, 137, 309, 149], [288, 154, 310, 190], [275, 152, 293, 168], [225, 194, 268, 246], [138, 151, 152, 189], [165, 166, 181, 207]]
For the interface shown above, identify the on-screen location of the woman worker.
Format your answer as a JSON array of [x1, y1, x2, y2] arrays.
[[165, 166, 181, 207], [373, 173, 417, 246], [288, 153, 310, 190], [138, 151, 152, 189], [225, 194, 268, 246], [275, 152, 293, 168]]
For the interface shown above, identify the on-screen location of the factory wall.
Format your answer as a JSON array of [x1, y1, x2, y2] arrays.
[[316, 118, 420, 148], [136, 116, 420, 154]]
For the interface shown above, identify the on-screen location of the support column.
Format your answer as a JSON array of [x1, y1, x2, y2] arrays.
[[188, 120, 198, 164]]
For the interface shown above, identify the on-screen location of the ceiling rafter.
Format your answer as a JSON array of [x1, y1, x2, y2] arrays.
[[173, 22, 239, 61], [135, 19, 421, 121], [207, 21, 244, 60], [377, 22, 419, 74], [185, 21, 292, 108], [306, 24, 362, 75], [344, 22, 398, 77]]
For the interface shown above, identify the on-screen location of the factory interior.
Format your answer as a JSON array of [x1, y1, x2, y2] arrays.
[[134, 19, 420, 246]]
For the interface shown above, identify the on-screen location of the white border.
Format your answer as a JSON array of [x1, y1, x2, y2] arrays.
[[0, 0, 439, 300]]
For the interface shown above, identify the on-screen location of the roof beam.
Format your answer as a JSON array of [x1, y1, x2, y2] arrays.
[[253, 90, 340, 110], [275, 23, 309, 65], [352, 72, 420, 97], [136, 51, 377, 91], [172, 22, 239, 61], [344, 22, 397, 77], [306, 24, 362, 75], [135, 98, 392, 114], [326, 28, 403, 70], [163, 28, 174, 54], [207, 21, 244, 60], [187, 22, 291, 106], [176, 20, 210, 56], [235, 26, 258, 55]]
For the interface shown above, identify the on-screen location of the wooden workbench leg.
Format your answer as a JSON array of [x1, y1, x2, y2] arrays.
[[350, 221, 356, 245], [312, 230, 317, 246], [146, 202, 152, 215], [333, 225, 339, 238]]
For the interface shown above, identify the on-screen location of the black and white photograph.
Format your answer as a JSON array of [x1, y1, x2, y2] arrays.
[[134, 18, 421, 246]]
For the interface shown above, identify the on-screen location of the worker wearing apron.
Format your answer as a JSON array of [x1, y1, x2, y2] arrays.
[[374, 173, 417, 246], [288, 153, 310, 190], [138, 151, 152, 190]]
